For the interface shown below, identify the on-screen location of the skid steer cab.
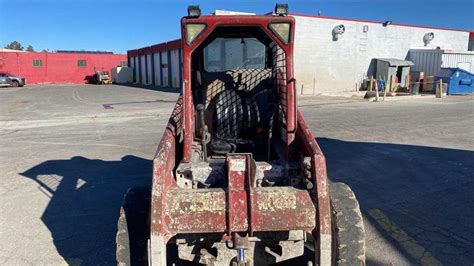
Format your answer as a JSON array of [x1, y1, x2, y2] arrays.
[[116, 4, 365, 266]]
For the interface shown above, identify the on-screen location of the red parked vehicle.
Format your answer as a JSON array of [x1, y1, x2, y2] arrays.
[[116, 5, 365, 265]]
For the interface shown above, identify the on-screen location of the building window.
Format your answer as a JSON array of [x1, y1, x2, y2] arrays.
[[32, 59, 43, 67], [77, 60, 87, 67], [120, 61, 128, 67]]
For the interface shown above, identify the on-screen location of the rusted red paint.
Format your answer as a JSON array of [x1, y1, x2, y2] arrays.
[[151, 96, 183, 242], [227, 155, 249, 233], [251, 188, 315, 232], [149, 13, 333, 265], [296, 110, 332, 264], [180, 15, 296, 162], [167, 155, 309, 235], [154, 187, 316, 234], [152, 151, 316, 236], [164, 189, 227, 233]]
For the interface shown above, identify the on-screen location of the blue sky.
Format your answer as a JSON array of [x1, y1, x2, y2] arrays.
[[1, 0, 473, 54]]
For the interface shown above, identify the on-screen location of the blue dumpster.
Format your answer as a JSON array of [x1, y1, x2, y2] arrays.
[[434, 68, 474, 95]]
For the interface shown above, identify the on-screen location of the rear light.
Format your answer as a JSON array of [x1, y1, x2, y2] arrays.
[[269, 22, 291, 44], [185, 23, 206, 44]]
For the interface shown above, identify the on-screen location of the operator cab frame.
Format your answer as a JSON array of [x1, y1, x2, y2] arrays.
[[180, 7, 297, 164]]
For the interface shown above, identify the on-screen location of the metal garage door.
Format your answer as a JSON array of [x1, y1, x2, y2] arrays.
[[140, 55, 146, 84], [154, 53, 161, 86], [170, 49, 180, 88], [146, 54, 152, 85], [161, 51, 169, 87]]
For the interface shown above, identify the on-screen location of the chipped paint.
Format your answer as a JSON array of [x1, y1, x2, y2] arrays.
[[168, 190, 225, 214], [296, 111, 333, 264], [230, 159, 246, 172], [256, 189, 297, 211], [144, 13, 349, 265]]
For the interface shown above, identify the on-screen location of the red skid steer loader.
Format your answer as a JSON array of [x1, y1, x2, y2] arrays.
[[117, 4, 365, 265]]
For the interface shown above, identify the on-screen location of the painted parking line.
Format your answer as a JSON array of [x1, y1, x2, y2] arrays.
[[368, 209, 442, 266]]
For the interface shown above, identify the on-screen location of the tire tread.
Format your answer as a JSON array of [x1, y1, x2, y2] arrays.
[[330, 182, 366, 266], [116, 187, 151, 266]]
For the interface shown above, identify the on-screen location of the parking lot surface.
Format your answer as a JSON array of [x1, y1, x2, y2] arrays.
[[0, 85, 472, 265]]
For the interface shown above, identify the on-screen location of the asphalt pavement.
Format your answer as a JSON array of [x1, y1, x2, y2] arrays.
[[0, 84, 472, 265]]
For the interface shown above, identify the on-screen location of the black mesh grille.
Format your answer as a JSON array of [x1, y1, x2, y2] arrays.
[[213, 89, 244, 139], [270, 43, 287, 128]]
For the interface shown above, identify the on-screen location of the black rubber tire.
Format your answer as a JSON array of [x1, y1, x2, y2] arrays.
[[330, 182, 366, 266], [116, 187, 151, 266], [11, 80, 19, 87]]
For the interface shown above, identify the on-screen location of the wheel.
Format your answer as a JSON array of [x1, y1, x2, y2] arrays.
[[330, 182, 366, 265], [11, 80, 19, 87], [116, 187, 151, 266]]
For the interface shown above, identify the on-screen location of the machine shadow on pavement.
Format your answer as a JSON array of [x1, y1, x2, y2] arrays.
[[317, 138, 474, 265], [17, 140, 473, 265], [20, 155, 152, 265]]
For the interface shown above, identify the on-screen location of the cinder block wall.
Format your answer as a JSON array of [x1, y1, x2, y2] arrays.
[[0, 51, 126, 84], [293, 15, 470, 93]]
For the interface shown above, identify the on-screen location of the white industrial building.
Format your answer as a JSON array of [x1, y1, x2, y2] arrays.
[[293, 14, 471, 93], [127, 13, 473, 93], [128, 39, 183, 89]]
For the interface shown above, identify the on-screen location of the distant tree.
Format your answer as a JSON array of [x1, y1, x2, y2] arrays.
[[4, 41, 24, 51], [26, 45, 34, 52]]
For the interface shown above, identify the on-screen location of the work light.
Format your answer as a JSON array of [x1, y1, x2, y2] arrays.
[[274, 4, 288, 16], [187, 5, 201, 18]]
